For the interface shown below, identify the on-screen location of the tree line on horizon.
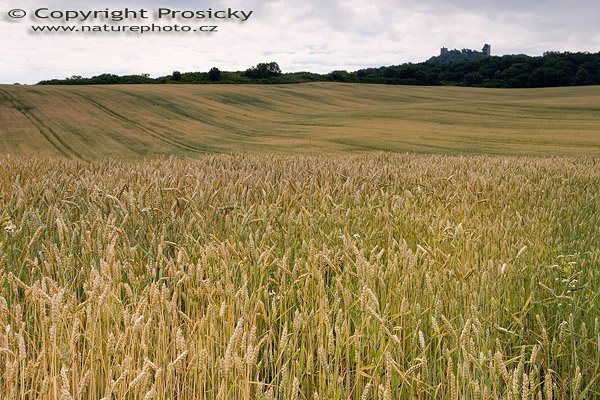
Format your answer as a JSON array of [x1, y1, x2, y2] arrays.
[[37, 52, 600, 88]]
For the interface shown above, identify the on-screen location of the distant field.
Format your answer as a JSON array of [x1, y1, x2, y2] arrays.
[[1, 83, 600, 158]]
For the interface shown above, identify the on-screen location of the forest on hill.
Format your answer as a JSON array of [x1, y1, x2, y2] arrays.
[[37, 51, 600, 88]]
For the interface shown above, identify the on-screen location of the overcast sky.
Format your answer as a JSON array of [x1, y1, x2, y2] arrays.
[[1, 0, 599, 83]]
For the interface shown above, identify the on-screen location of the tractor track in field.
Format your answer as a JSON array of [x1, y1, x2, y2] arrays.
[[73, 92, 212, 153], [114, 90, 256, 138], [0, 88, 83, 159]]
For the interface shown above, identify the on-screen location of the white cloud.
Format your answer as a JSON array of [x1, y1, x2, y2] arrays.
[[1, 0, 599, 83]]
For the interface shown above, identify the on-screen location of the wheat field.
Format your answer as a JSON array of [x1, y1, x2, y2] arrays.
[[2, 83, 600, 158], [1, 154, 598, 399]]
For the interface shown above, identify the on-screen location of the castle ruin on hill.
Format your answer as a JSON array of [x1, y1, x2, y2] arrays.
[[429, 44, 491, 63], [440, 44, 491, 57]]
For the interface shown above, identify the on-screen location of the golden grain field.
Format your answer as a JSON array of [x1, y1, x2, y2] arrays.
[[2, 83, 600, 158], [1, 154, 598, 399]]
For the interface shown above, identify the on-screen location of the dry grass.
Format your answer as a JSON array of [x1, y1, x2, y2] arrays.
[[1, 154, 599, 399], [2, 83, 600, 158]]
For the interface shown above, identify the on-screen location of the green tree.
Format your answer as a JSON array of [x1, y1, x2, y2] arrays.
[[245, 62, 282, 79], [529, 67, 560, 87], [208, 67, 222, 82], [464, 72, 484, 86], [574, 67, 593, 85], [172, 71, 182, 81], [329, 70, 349, 82]]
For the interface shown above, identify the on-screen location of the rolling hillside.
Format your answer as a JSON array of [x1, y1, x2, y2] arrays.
[[1, 83, 600, 159]]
